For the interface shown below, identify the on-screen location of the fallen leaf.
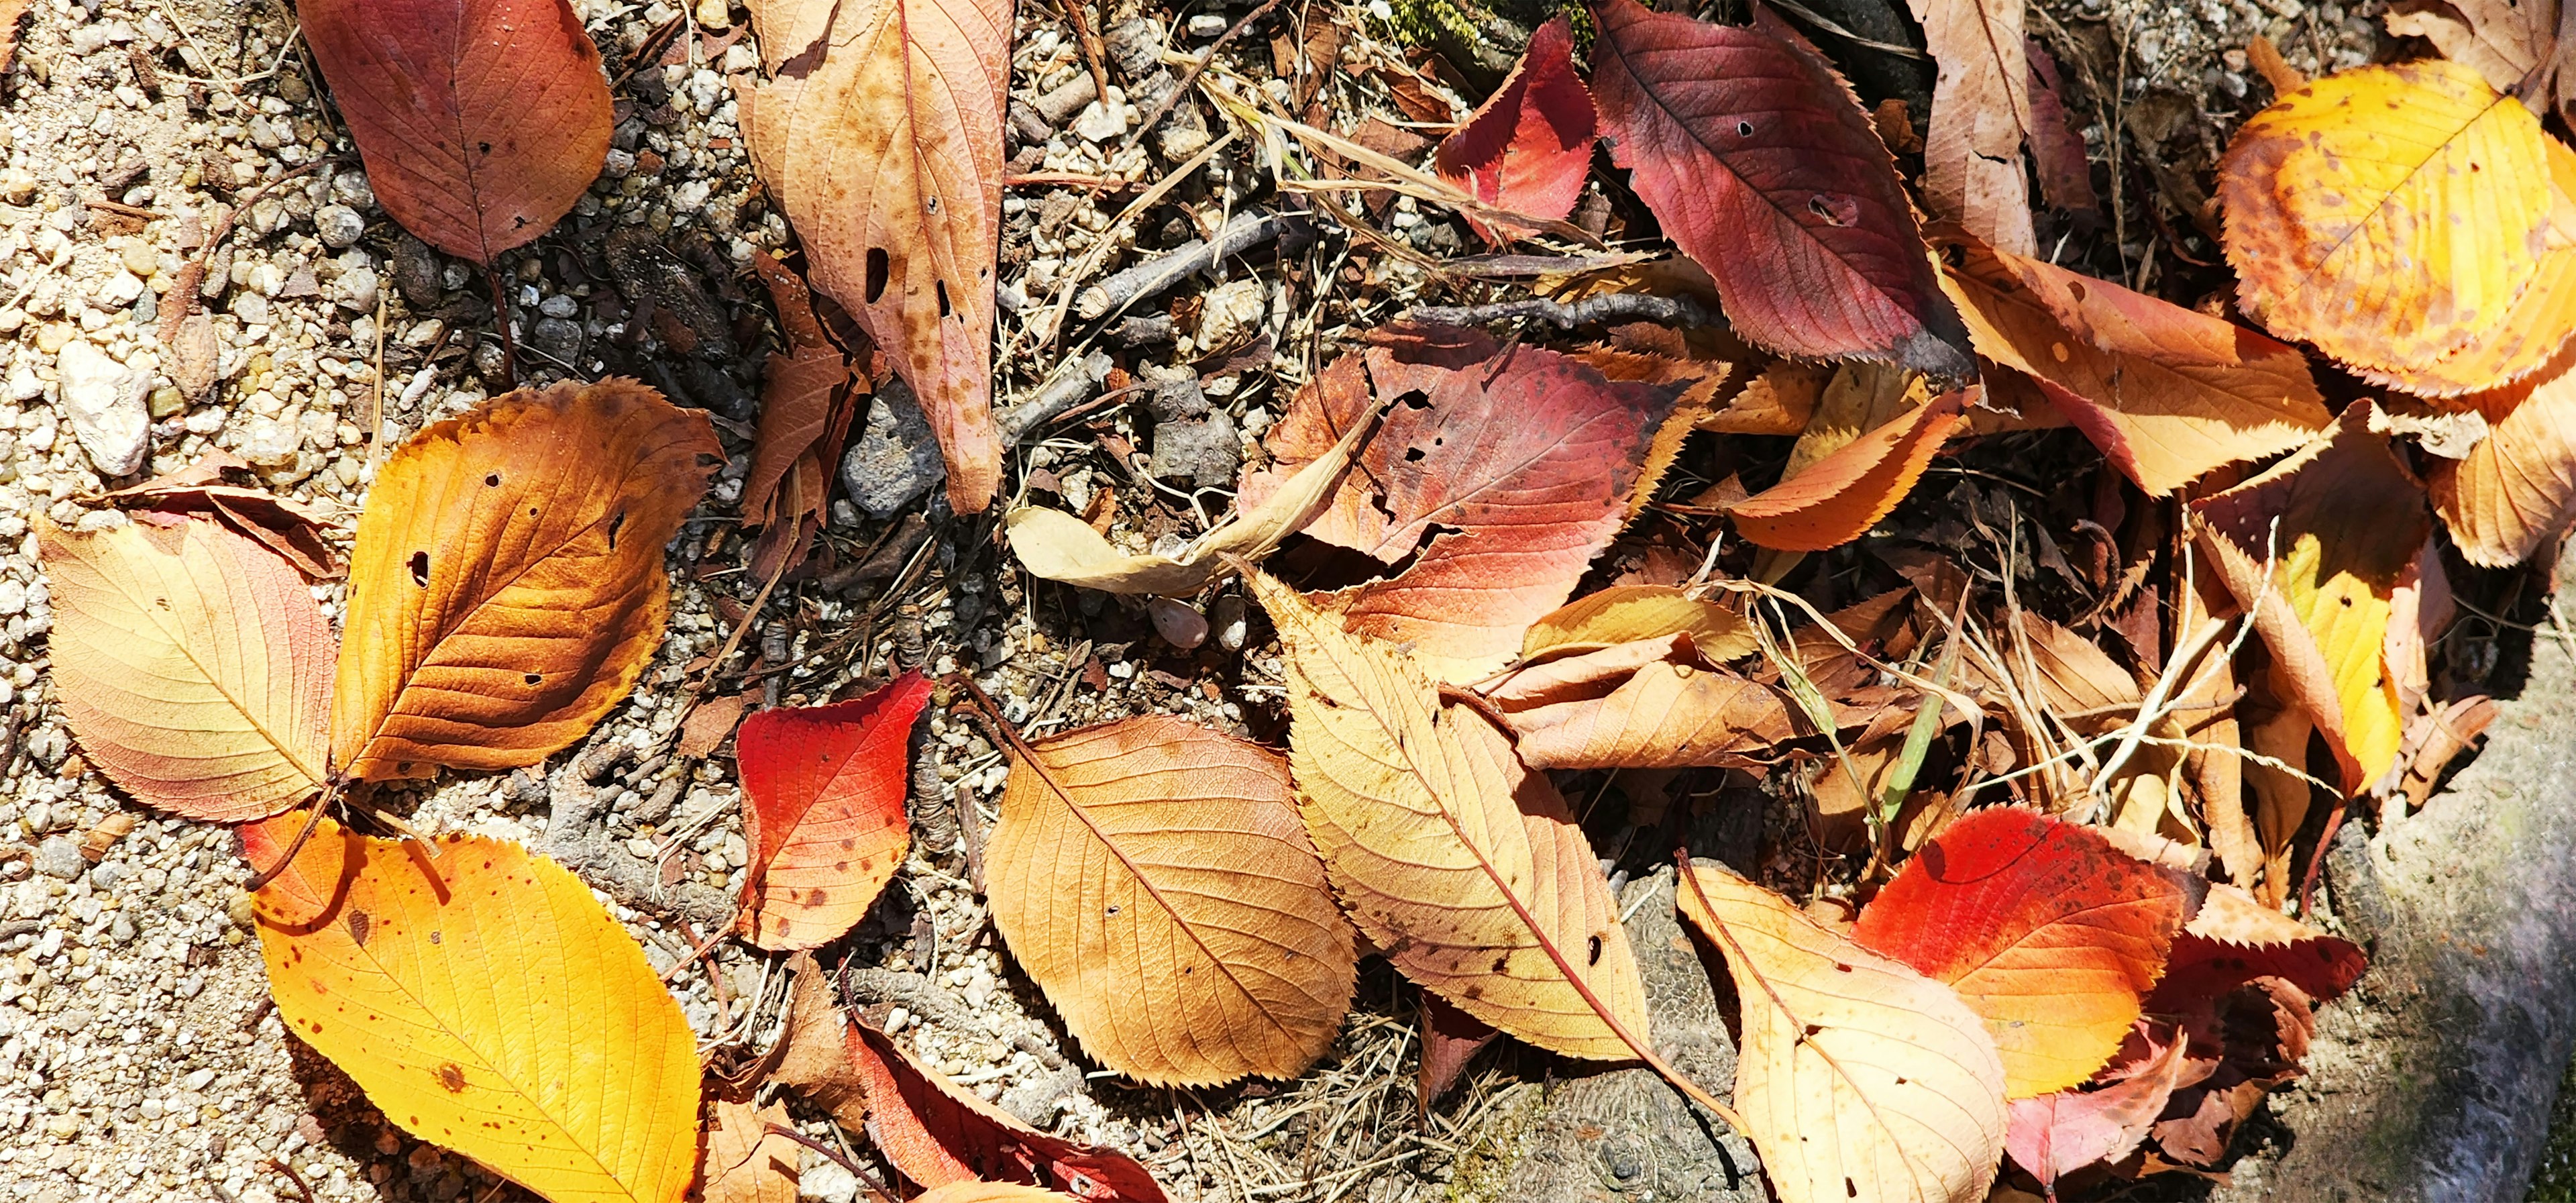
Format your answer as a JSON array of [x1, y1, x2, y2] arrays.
[[2025, 40, 2098, 214], [1703, 360, 1829, 435], [2360, 134, 2576, 398], [333, 380, 720, 781], [1909, 0, 2035, 254], [1676, 859, 2008, 1203], [298, 0, 611, 262], [2154, 882, 2367, 1011], [843, 1018, 1167, 1200], [741, 254, 860, 574], [0, 0, 29, 77], [2003, 1021, 2192, 1188], [1941, 243, 2330, 496], [2192, 404, 2430, 791], [1849, 807, 2189, 1097], [1248, 570, 1653, 1060], [774, 953, 869, 1131], [1521, 585, 1756, 663], [676, 692, 759, 760], [985, 716, 1357, 1086], [2218, 58, 2555, 379], [2383, 1, 2556, 115], [1417, 990, 1502, 1110], [42, 515, 329, 821], [2430, 355, 2576, 565], [2144, 976, 2316, 1168], [738, 0, 1010, 513], [1243, 326, 1685, 680], [1434, 15, 1597, 245], [100, 450, 341, 579], [1483, 635, 1802, 770], [736, 673, 931, 951], [1729, 389, 1968, 551], [1589, 0, 1974, 374], [912, 1185, 1083, 1202], [704, 1101, 798, 1203], [246, 818, 700, 1203]]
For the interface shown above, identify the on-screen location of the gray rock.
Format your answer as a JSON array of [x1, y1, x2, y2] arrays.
[[313, 203, 365, 249], [1104, 17, 1163, 81], [56, 340, 148, 476], [32, 837, 84, 882], [839, 380, 945, 519], [1150, 410, 1238, 488], [529, 316, 585, 364]]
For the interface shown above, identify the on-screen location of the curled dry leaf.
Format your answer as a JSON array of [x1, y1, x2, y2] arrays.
[[1677, 859, 2008, 1203], [736, 673, 932, 951], [2192, 405, 2431, 792], [2003, 1022, 2192, 1188], [244, 817, 699, 1203], [842, 1016, 1167, 1200], [333, 380, 720, 782], [101, 450, 342, 579], [1521, 584, 1756, 664], [2218, 59, 2556, 380], [1240, 326, 1684, 681], [2382, 0, 2572, 121], [1589, 0, 1973, 374], [742, 254, 861, 576], [1247, 570, 1653, 1060], [703, 1100, 799, 1203], [986, 716, 1356, 1086], [2430, 356, 2576, 566], [1433, 15, 1597, 245], [1941, 243, 2329, 496], [773, 953, 869, 1131], [42, 515, 329, 821], [1908, 0, 2035, 254], [298, 0, 610, 262], [1483, 634, 1800, 770], [1729, 389, 1968, 551], [1849, 808, 2189, 1097], [738, 0, 1010, 513]]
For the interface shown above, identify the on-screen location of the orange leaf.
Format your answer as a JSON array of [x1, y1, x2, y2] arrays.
[[1849, 808, 2189, 1097], [2191, 404, 2430, 791], [985, 716, 1356, 1086], [1677, 859, 2008, 1203], [738, 0, 1010, 513], [1482, 635, 1801, 770], [2350, 134, 2576, 397], [912, 1185, 1083, 1202], [41, 515, 329, 821], [1521, 584, 1757, 663], [299, 0, 610, 262], [1941, 244, 2329, 496], [703, 1101, 798, 1203], [843, 1018, 1167, 1200], [1247, 570, 1653, 1060], [2430, 357, 2576, 566], [1729, 389, 1968, 551], [735, 673, 931, 951], [2218, 59, 2555, 378], [332, 380, 720, 782], [246, 819, 700, 1203]]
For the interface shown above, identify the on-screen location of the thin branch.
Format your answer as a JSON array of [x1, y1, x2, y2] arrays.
[[1401, 293, 1719, 331]]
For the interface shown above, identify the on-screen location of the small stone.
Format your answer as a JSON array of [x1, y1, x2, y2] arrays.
[[1073, 98, 1127, 144], [337, 264, 380, 312], [799, 1159, 860, 1203], [538, 293, 580, 319], [696, 0, 733, 30], [56, 340, 150, 476], [33, 837, 85, 881], [839, 380, 946, 519], [148, 386, 185, 419], [314, 203, 366, 248], [1186, 13, 1228, 37], [239, 414, 301, 466], [529, 316, 584, 362], [1195, 276, 1269, 352], [1149, 410, 1238, 487], [0, 168, 34, 205], [119, 242, 158, 277], [1212, 594, 1248, 652], [1147, 597, 1209, 649]]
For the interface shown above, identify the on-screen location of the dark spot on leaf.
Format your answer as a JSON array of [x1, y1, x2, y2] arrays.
[[525, 673, 542, 686], [436, 1063, 467, 1093], [936, 280, 951, 317], [484, 473, 500, 487], [1587, 935, 1602, 965], [1737, 120, 1754, 136], [347, 910, 370, 947], [1803, 1024, 1823, 1039], [607, 510, 627, 549], [409, 551, 430, 586], [1403, 446, 1426, 462]]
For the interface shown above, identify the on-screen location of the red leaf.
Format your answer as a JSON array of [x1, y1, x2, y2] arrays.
[[1434, 15, 1597, 246], [735, 673, 930, 951], [2148, 884, 2366, 1029], [1588, 0, 1972, 374], [2025, 40, 2098, 214], [1851, 806, 2190, 1096], [299, 0, 611, 263], [845, 1018, 1167, 1200]]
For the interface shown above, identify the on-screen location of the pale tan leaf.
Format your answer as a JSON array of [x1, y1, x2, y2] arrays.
[[986, 716, 1357, 1086], [1246, 570, 1652, 1060], [1910, 0, 2035, 254], [42, 515, 329, 821], [1483, 635, 1801, 770], [704, 1101, 798, 1203], [1678, 860, 2008, 1203], [2430, 356, 2576, 566]]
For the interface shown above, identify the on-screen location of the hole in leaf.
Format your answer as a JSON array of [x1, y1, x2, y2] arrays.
[[523, 673, 541, 686], [1586, 935, 1602, 965], [409, 551, 430, 586], [1737, 120, 1754, 136], [484, 473, 500, 487], [607, 511, 627, 550], [865, 248, 890, 303], [1403, 446, 1426, 462], [936, 280, 951, 317]]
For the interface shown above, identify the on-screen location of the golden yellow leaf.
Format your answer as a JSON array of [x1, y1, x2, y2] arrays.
[[246, 819, 699, 1203], [1246, 570, 1651, 1060], [1521, 585, 1756, 664], [2355, 136, 2576, 397], [40, 515, 329, 820], [1677, 859, 2007, 1203], [2430, 355, 2576, 565], [985, 716, 1357, 1086], [703, 1102, 798, 1203], [2192, 405, 2430, 792], [2219, 59, 2554, 377], [333, 380, 720, 781]]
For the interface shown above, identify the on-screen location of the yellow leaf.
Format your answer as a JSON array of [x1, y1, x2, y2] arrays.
[[40, 515, 329, 820], [986, 716, 1356, 1086], [1676, 859, 2007, 1203], [2353, 136, 2576, 397], [703, 1102, 798, 1203], [333, 380, 720, 781], [1245, 570, 1650, 1060], [246, 819, 700, 1203], [2219, 59, 2554, 377], [1521, 585, 1757, 664]]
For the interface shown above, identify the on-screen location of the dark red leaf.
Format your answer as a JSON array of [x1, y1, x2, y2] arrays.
[[1434, 15, 1597, 246], [845, 1016, 1168, 1200], [1417, 990, 1502, 1110], [1588, 0, 1972, 374], [2025, 39, 2099, 214]]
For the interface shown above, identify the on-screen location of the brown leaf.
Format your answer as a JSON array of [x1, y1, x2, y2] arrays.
[[1483, 635, 1802, 770], [100, 451, 341, 579], [775, 953, 869, 1132], [1248, 570, 1654, 1059], [676, 692, 759, 760], [986, 717, 1356, 1086], [1910, 0, 2036, 254], [1521, 585, 1756, 664], [1729, 389, 1968, 551], [739, 0, 1010, 513], [742, 254, 857, 535], [298, 0, 610, 262], [2430, 354, 2576, 566], [41, 515, 329, 820], [1417, 991, 1502, 1110], [1942, 244, 2329, 496], [333, 380, 720, 781], [703, 1101, 799, 1203], [2025, 40, 2098, 213]]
